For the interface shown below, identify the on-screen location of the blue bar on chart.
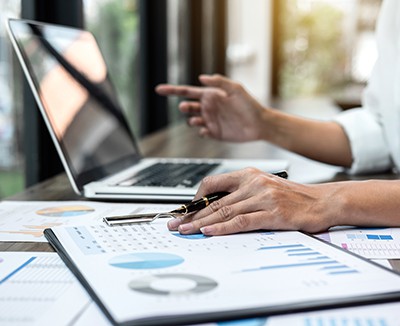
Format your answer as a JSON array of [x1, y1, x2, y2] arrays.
[[346, 233, 393, 241], [246, 243, 360, 276], [303, 316, 388, 326]]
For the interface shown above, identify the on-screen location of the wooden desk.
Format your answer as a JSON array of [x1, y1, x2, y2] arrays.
[[2, 123, 400, 270]]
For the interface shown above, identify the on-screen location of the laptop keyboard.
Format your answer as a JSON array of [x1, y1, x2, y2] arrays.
[[117, 162, 220, 188]]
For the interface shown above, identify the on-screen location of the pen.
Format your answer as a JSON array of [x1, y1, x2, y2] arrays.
[[103, 170, 288, 226], [169, 191, 230, 215], [103, 193, 230, 226]]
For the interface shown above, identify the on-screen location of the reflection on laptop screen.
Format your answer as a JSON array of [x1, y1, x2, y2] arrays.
[[9, 20, 140, 190]]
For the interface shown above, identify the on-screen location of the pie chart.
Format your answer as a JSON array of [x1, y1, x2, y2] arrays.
[[171, 232, 209, 240], [36, 205, 95, 217], [109, 252, 184, 270], [217, 318, 267, 326]]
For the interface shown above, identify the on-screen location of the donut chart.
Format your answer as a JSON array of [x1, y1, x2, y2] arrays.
[[128, 273, 218, 296]]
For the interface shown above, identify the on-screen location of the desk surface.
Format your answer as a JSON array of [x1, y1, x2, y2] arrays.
[[2, 122, 400, 269]]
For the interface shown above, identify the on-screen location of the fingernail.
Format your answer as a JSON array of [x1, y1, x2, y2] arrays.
[[168, 218, 182, 230], [200, 226, 212, 235], [178, 223, 193, 232]]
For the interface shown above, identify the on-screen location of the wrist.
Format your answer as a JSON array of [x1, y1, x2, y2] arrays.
[[257, 107, 293, 148], [324, 184, 348, 228], [318, 181, 360, 229], [257, 107, 279, 142], [307, 183, 348, 232]]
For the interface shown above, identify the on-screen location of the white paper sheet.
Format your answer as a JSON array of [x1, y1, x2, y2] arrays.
[[47, 220, 400, 325], [0, 251, 91, 326], [73, 295, 400, 326], [0, 200, 176, 242], [265, 302, 400, 326], [194, 302, 400, 326], [316, 227, 400, 259]]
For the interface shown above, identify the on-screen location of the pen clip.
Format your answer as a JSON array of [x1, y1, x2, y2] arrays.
[[103, 211, 184, 226], [103, 213, 158, 226]]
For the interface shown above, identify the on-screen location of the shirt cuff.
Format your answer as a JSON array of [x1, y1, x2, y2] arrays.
[[333, 108, 391, 174]]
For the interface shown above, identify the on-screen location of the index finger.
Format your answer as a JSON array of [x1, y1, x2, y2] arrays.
[[155, 84, 204, 100]]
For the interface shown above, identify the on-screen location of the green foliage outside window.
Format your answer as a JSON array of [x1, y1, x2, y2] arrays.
[[279, 0, 349, 98], [0, 171, 24, 199]]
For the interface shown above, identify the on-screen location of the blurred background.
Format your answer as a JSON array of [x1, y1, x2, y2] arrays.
[[0, 0, 381, 198]]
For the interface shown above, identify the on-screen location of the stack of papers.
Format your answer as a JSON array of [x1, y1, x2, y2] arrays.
[[2, 200, 400, 325]]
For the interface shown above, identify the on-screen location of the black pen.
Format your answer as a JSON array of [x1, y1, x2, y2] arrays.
[[169, 192, 230, 215], [103, 170, 288, 226], [103, 193, 230, 226]]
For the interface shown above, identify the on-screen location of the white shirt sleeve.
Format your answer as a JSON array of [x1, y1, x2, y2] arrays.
[[333, 108, 391, 174]]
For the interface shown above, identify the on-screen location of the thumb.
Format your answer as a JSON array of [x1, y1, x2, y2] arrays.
[[199, 74, 238, 95]]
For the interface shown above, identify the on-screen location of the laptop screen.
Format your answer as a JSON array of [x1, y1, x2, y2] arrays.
[[8, 20, 141, 192]]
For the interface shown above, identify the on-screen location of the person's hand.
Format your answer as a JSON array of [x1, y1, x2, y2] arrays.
[[156, 74, 268, 142], [167, 168, 338, 235]]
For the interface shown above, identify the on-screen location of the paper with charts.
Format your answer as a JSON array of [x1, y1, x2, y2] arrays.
[[226, 302, 400, 326], [316, 227, 400, 259], [0, 251, 91, 325], [71, 301, 400, 326], [45, 219, 400, 326], [74, 299, 400, 326], [0, 200, 176, 242]]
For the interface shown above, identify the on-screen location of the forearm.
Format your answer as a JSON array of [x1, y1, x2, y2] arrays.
[[320, 180, 400, 228], [260, 109, 353, 167]]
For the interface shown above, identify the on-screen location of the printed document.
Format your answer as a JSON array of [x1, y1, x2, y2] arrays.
[[45, 219, 400, 326], [316, 226, 400, 259], [0, 200, 175, 242], [0, 251, 90, 325]]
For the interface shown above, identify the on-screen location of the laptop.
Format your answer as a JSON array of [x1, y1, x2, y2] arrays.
[[7, 19, 288, 202]]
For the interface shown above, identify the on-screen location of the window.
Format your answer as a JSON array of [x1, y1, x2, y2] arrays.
[[0, 1, 24, 198], [276, 0, 381, 105], [226, 0, 273, 104]]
